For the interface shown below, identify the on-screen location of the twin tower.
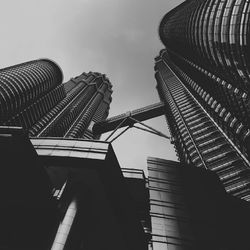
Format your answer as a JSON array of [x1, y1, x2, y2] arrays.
[[2, 0, 250, 249], [1, 0, 250, 202], [0, 59, 112, 139]]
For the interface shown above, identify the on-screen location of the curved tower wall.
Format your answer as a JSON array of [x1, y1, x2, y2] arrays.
[[156, 0, 250, 200], [0, 59, 64, 128], [159, 0, 250, 129], [160, 0, 250, 92]]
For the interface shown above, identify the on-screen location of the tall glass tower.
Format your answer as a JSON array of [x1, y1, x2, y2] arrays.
[[0, 59, 112, 139], [0, 59, 64, 128], [29, 71, 112, 139], [156, 0, 250, 200]]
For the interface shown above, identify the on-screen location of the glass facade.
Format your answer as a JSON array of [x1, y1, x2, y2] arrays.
[[155, 51, 250, 200], [0, 59, 64, 128], [160, 0, 250, 92], [30, 72, 112, 139], [0, 60, 113, 139], [157, 0, 250, 201]]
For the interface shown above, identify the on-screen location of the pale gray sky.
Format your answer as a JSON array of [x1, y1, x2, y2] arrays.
[[0, 0, 182, 173]]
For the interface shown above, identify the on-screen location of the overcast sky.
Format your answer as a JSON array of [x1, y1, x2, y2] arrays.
[[0, 0, 182, 174]]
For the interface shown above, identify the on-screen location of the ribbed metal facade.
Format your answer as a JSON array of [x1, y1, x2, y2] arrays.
[[159, 0, 250, 141], [155, 0, 250, 200], [0, 59, 64, 129], [31, 72, 112, 139], [0, 60, 112, 139], [155, 51, 250, 200], [156, 0, 250, 201], [160, 0, 250, 93]]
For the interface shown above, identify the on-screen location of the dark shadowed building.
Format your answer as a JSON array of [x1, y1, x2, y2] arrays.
[[122, 168, 151, 242], [0, 127, 148, 250], [148, 157, 250, 250]]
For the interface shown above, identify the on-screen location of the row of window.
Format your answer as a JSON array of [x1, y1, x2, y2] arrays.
[[160, 0, 250, 95], [0, 59, 63, 122], [29, 81, 87, 136], [39, 84, 96, 137], [155, 53, 250, 200], [8, 85, 65, 129], [65, 83, 108, 138], [167, 50, 250, 157]]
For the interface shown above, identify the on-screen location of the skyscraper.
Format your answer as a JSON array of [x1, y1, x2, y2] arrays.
[[0, 59, 112, 139], [0, 59, 152, 249], [30, 71, 112, 139], [0, 59, 64, 129], [155, 0, 250, 200]]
